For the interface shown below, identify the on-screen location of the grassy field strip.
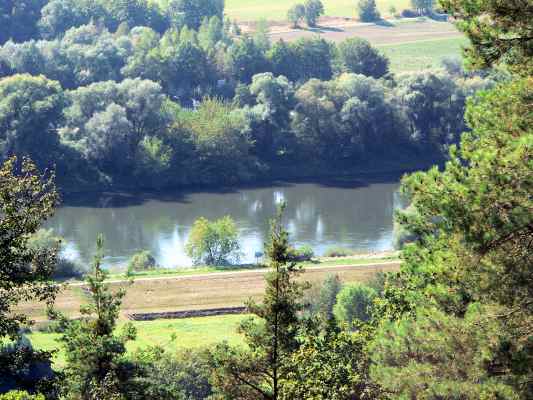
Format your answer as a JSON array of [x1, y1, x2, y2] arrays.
[[225, 0, 412, 21], [20, 261, 400, 322], [378, 36, 467, 72], [27, 315, 248, 367]]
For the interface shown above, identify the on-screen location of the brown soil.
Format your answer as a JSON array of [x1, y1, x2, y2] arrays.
[[20, 262, 399, 322], [268, 20, 461, 45]]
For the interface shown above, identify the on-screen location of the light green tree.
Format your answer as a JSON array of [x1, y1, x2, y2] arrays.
[[303, 0, 324, 27], [356, 0, 380, 22], [185, 216, 241, 265], [287, 4, 305, 28], [334, 283, 377, 326]]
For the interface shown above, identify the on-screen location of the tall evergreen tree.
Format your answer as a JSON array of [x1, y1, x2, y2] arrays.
[[60, 236, 137, 400], [208, 204, 308, 399], [370, 0, 533, 396]]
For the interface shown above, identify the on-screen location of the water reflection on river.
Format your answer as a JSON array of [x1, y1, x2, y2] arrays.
[[48, 180, 401, 268]]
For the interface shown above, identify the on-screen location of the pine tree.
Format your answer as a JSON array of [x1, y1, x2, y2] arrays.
[[60, 236, 137, 400], [208, 204, 308, 399]]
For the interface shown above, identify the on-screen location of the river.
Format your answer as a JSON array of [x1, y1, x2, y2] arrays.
[[47, 180, 402, 269]]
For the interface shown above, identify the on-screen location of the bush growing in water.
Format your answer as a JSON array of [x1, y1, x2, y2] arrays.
[[127, 250, 157, 273], [334, 283, 377, 326], [186, 216, 241, 265]]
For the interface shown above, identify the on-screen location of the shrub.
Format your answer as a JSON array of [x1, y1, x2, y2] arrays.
[[133, 347, 213, 400], [127, 250, 157, 272], [323, 247, 355, 257], [186, 216, 241, 265], [334, 283, 377, 326], [288, 245, 314, 262], [357, 0, 380, 22], [27, 229, 84, 279]]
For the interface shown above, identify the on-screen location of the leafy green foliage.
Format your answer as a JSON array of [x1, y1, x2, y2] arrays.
[[334, 283, 377, 326], [303, 0, 324, 27], [287, 4, 305, 28], [0, 157, 59, 339], [0, 0, 47, 44], [313, 274, 342, 320], [0, 391, 45, 400], [0, 75, 64, 169], [337, 38, 389, 78], [323, 247, 356, 257], [357, 0, 381, 22], [132, 346, 213, 400], [127, 250, 156, 273], [59, 236, 137, 399], [185, 216, 241, 265], [0, 339, 60, 399], [282, 323, 366, 400]]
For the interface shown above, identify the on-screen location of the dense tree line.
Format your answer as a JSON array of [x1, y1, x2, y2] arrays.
[[0, 0, 503, 192], [0, 68, 498, 190]]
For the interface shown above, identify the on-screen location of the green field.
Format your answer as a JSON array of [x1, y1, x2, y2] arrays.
[[379, 37, 467, 72], [27, 315, 246, 367], [225, 0, 411, 21]]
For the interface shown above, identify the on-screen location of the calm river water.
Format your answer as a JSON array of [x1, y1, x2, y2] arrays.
[[47, 180, 401, 268]]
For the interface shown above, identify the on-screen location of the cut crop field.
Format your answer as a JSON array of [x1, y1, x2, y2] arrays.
[[26, 315, 247, 366], [225, 0, 411, 21], [269, 20, 462, 46], [19, 261, 400, 322]]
